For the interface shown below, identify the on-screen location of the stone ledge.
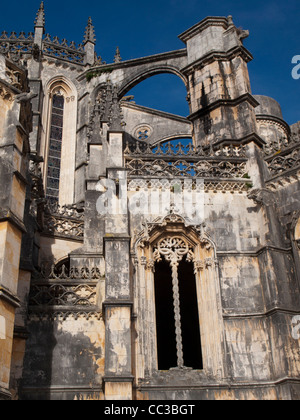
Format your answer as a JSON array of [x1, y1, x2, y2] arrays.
[[0, 386, 12, 400], [0, 209, 26, 234], [188, 93, 260, 121], [0, 286, 20, 308]]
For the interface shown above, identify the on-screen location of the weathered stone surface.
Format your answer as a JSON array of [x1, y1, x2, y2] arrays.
[[0, 7, 299, 400]]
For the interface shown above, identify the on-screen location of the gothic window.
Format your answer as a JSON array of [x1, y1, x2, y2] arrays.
[[41, 77, 77, 205], [153, 237, 203, 370], [135, 215, 225, 379], [46, 94, 64, 203]]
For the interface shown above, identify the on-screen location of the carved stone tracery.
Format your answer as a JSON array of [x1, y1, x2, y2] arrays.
[[135, 213, 220, 372]]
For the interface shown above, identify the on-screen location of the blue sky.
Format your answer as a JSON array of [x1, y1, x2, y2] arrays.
[[1, 0, 299, 125]]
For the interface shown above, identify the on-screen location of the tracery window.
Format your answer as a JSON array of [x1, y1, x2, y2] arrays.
[[46, 93, 64, 203], [135, 214, 225, 379], [153, 237, 203, 370], [40, 77, 77, 206]]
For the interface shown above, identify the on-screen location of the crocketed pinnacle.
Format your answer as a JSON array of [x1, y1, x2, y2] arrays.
[[34, 2, 45, 28], [114, 46, 122, 63], [84, 17, 96, 44]]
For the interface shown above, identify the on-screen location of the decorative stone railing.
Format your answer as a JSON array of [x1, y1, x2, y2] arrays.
[[263, 133, 300, 157], [43, 203, 84, 240], [264, 134, 300, 181], [42, 34, 85, 64], [0, 31, 85, 65], [28, 265, 103, 319], [124, 141, 249, 180], [0, 31, 34, 61]]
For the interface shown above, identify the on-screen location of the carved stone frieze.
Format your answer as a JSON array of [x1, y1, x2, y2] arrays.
[[28, 311, 103, 322], [35, 264, 102, 281], [29, 264, 103, 319], [29, 283, 97, 307], [44, 214, 84, 238], [128, 178, 250, 194], [43, 203, 84, 239]]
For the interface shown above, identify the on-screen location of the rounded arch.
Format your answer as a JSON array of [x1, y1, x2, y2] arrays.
[[118, 65, 188, 98], [40, 75, 78, 206]]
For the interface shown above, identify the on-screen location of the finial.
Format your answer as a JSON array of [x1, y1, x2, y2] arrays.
[[84, 17, 96, 44], [227, 15, 234, 28], [35, 2, 45, 28], [108, 84, 125, 131], [114, 46, 122, 63]]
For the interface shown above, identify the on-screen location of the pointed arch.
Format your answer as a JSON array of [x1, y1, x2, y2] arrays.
[[40, 76, 78, 205]]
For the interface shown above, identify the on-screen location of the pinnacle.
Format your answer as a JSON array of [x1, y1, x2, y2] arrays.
[[84, 17, 96, 44], [114, 46, 122, 63], [34, 2, 45, 28]]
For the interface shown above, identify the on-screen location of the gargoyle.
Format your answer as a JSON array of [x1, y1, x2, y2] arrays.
[[15, 91, 38, 103]]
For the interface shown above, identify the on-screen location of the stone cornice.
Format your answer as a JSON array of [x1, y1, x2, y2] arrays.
[[188, 93, 260, 121], [181, 46, 253, 76], [0, 209, 26, 233], [178, 16, 230, 43]]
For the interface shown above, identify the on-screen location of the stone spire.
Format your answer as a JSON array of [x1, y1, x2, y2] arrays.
[[34, 2, 45, 29], [34, 2, 45, 48], [84, 17, 96, 65], [84, 17, 96, 45]]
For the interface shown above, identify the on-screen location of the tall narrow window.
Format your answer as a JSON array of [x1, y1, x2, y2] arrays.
[[154, 259, 178, 370], [153, 236, 203, 370], [46, 94, 64, 203], [178, 258, 203, 369]]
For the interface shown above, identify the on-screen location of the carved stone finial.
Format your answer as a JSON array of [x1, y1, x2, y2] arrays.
[[114, 46, 122, 63], [34, 2, 45, 28], [108, 84, 125, 131], [227, 15, 234, 27], [84, 17, 96, 44]]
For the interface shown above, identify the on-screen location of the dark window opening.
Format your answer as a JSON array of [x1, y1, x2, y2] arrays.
[[178, 258, 203, 370], [154, 259, 177, 370], [154, 257, 203, 371]]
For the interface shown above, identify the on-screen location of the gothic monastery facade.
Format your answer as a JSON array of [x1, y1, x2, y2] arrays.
[[0, 3, 300, 400]]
